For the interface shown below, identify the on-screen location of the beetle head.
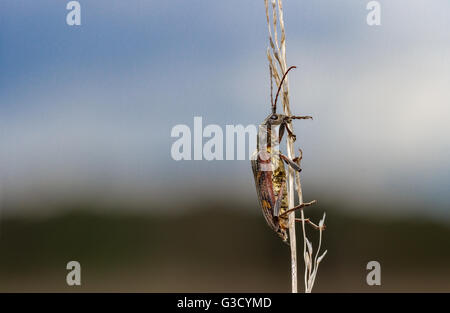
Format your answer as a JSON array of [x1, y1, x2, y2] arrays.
[[264, 113, 293, 126], [264, 113, 284, 126]]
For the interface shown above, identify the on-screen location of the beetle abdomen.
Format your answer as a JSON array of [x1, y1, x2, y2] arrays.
[[251, 150, 289, 241]]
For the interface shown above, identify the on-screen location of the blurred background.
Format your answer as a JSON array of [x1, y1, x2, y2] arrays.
[[1, 0, 449, 292]]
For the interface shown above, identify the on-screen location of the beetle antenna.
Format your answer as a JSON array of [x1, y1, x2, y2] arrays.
[[270, 65, 275, 114], [273, 66, 297, 113]]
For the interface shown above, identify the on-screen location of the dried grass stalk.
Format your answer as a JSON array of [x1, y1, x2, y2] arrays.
[[264, 0, 326, 293]]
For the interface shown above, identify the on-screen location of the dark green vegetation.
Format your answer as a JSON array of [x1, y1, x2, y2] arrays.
[[0, 201, 449, 292]]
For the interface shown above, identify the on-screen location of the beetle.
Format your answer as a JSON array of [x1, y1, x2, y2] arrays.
[[251, 66, 319, 243]]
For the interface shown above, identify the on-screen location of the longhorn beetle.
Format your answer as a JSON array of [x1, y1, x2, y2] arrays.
[[251, 66, 320, 243]]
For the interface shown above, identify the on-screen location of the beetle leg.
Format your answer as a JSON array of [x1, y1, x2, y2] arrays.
[[273, 180, 285, 217], [284, 123, 296, 142], [283, 116, 312, 141], [279, 200, 317, 217], [295, 218, 325, 230], [279, 154, 302, 172], [290, 115, 313, 120], [278, 123, 286, 144], [292, 151, 302, 165]]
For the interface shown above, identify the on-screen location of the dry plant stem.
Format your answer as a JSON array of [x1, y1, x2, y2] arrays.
[[265, 0, 326, 293], [265, 0, 297, 293], [295, 152, 327, 292], [276, 0, 299, 294], [294, 165, 309, 290], [287, 136, 297, 293]]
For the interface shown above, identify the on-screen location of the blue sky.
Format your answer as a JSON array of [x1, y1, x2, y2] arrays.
[[1, 1, 450, 217]]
